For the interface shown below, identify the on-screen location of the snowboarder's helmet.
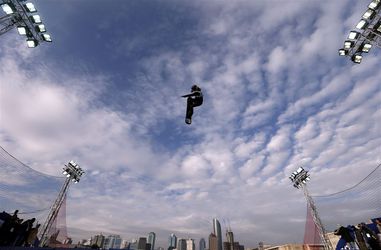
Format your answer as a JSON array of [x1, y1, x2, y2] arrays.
[[191, 84, 199, 91]]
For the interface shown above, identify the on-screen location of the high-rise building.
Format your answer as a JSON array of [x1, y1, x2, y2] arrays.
[[208, 233, 217, 250], [121, 240, 130, 249], [130, 239, 138, 250], [138, 237, 147, 250], [226, 230, 234, 250], [104, 235, 122, 249], [186, 239, 195, 250], [213, 218, 222, 250], [148, 232, 156, 250], [178, 239, 187, 250], [91, 234, 105, 248], [199, 238, 206, 250], [168, 234, 177, 249]]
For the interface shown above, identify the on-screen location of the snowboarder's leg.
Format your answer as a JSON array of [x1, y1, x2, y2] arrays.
[[185, 97, 194, 124]]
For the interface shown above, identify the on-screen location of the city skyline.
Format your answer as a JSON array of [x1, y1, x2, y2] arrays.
[[1, 0, 380, 248], [82, 222, 242, 250]]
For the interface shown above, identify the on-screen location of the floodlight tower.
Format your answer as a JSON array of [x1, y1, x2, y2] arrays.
[[289, 167, 333, 250], [38, 161, 84, 247], [0, 0, 52, 47], [338, 0, 381, 63]]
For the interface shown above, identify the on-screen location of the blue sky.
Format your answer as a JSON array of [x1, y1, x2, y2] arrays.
[[0, 0, 380, 247]]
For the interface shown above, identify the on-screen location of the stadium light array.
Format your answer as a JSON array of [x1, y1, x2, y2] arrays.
[[0, 0, 52, 48], [339, 0, 381, 64], [62, 160, 84, 183]]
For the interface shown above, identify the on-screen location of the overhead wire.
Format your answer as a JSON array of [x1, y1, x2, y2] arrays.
[[311, 163, 381, 198]]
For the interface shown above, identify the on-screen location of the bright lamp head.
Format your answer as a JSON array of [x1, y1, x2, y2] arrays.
[[359, 43, 372, 53], [1, 3, 15, 14], [338, 49, 348, 56], [31, 15, 42, 24], [17, 26, 28, 35], [24, 2, 37, 12], [375, 22, 381, 32], [36, 24, 46, 32], [42, 33, 52, 42], [351, 54, 362, 64], [344, 41, 354, 49], [362, 9, 376, 20], [356, 19, 368, 30], [368, 0, 381, 10], [348, 31, 360, 40], [26, 38, 38, 48]]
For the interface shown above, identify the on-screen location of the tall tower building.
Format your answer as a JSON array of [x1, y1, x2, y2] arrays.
[[168, 234, 177, 249], [226, 230, 234, 250], [148, 232, 156, 250], [138, 237, 147, 250], [104, 235, 122, 249], [178, 239, 187, 250], [208, 233, 217, 250], [91, 234, 105, 248], [199, 238, 206, 250], [186, 239, 195, 250], [213, 218, 222, 250]]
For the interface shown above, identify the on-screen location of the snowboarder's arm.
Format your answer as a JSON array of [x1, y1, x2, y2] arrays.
[[181, 93, 196, 98]]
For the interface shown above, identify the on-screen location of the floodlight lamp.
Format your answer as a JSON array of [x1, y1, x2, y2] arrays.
[[66, 173, 71, 177], [348, 31, 360, 40], [362, 9, 375, 20], [338, 49, 348, 56], [306, 176, 311, 181], [368, 0, 381, 10], [31, 15, 42, 24], [296, 167, 303, 173], [1, 3, 15, 14], [344, 41, 354, 49], [17, 26, 28, 35], [356, 19, 368, 30], [374, 22, 381, 32], [351, 54, 362, 64], [24, 2, 36, 12], [62, 170, 68, 175], [26, 38, 38, 48], [360, 43, 372, 53], [36, 24, 46, 32], [42, 33, 52, 42]]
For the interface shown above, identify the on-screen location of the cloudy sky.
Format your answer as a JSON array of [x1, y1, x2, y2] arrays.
[[0, 0, 380, 247]]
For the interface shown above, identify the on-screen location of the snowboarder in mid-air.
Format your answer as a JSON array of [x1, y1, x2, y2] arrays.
[[182, 84, 203, 125]]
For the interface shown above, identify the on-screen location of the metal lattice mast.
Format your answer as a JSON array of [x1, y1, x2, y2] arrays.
[[0, 13, 16, 35], [289, 167, 333, 250], [38, 161, 84, 247]]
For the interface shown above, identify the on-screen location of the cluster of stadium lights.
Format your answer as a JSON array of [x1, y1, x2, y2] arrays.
[[339, 0, 381, 64], [289, 167, 311, 189], [62, 161, 84, 184], [1, 0, 52, 47]]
